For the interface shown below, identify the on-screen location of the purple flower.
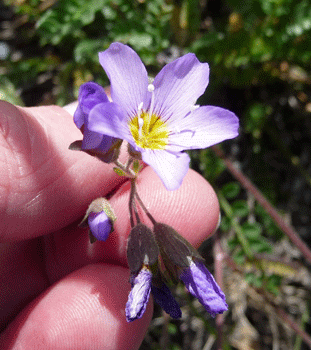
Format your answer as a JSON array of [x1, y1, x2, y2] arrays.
[[126, 269, 152, 322], [88, 211, 112, 241], [87, 42, 239, 190], [180, 260, 228, 317], [151, 283, 181, 319], [73, 81, 120, 154]]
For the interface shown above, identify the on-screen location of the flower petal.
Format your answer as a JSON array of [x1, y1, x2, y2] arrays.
[[142, 150, 190, 191], [152, 53, 209, 122], [88, 102, 131, 140], [99, 42, 148, 118], [88, 211, 112, 241], [79, 82, 109, 115], [81, 128, 116, 152], [73, 104, 84, 129], [167, 106, 239, 152], [126, 269, 152, 322], [180, 260, 228, 317], [74, 82, 109, 128], [73, 82, 115, 151], [151, 283, 182, 319]]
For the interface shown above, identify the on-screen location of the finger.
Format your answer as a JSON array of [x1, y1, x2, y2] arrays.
[[45, 167, 219, 283], [0, 101, 125, 242], [0, 264, 152, 350], [0, 239, 48, 332]]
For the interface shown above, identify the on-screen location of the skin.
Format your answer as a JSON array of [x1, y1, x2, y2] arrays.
[[0, 100, 220, 350]]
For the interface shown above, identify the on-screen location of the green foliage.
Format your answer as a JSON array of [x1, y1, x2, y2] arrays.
[[0, 76, 24, 106], [35, 0, 172, 64], [2, 0, 173, 105], [222, 182, 241, 199], [191, 0, 311, 88]]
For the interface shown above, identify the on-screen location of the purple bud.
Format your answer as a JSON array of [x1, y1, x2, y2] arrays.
[[151, 283, 182, 319], [180, 260, 228, 317], [79, 198, 116, 243], [88, 211, 112, 241], [126, 269, 152, 322], [72, 82, 122, 162]]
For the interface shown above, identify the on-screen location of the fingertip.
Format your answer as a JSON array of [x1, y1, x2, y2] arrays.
[[0, 264, 152, 350]]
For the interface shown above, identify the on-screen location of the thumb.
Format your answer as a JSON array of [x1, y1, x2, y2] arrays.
[[0, 101, 124, 242]]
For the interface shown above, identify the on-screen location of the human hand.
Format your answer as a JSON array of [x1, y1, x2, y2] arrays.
[[0, 100, 220, 349]]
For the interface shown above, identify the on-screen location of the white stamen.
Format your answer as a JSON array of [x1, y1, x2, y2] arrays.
[[137, 101, 144, 118], [138, 102, 144, 111], [138, 116, 144, 137]]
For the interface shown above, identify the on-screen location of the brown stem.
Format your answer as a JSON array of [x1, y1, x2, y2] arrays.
[[129, 178, 136, 228], [275, 307, 311, 348], [135, 189, 157, 226], [212, 145, 311, 265], [213, 231, 225, 350]]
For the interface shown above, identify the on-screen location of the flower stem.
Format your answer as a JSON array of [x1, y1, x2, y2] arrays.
[[125, 157, 134, 172], [114, 160, 136, 178], [135, 189, 157, 226], [130, 179, 141, 224], [129, 178, 136, 228]]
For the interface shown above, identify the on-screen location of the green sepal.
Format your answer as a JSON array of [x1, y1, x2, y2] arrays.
[[79, 197, 116, 229]]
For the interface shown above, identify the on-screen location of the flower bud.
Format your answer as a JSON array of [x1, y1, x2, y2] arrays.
[[127, 223, 159, 275], [71, 82, 123, 163], [126, 268, 152, 322], [79, 198, 116, 242], [88, 211, 112, 241], [180, 259, 228, 317], [151, 277, 181, 319]]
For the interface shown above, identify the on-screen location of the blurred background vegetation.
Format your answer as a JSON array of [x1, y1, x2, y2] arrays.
[[1, 0, 311, 349]]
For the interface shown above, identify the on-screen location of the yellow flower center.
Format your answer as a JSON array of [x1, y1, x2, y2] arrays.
[[129, 111, 169, 150]]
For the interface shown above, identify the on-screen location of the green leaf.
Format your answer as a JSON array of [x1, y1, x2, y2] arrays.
[[113, 167, 126, 176], [242, 222, 262, 238], [221, 182, 241, 199], [74, 39, 103, 64], [232, 200, 249, 217], [245, 272, 263, 288], [0, 77, 24, 106], [220, 216, 231, 232]]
